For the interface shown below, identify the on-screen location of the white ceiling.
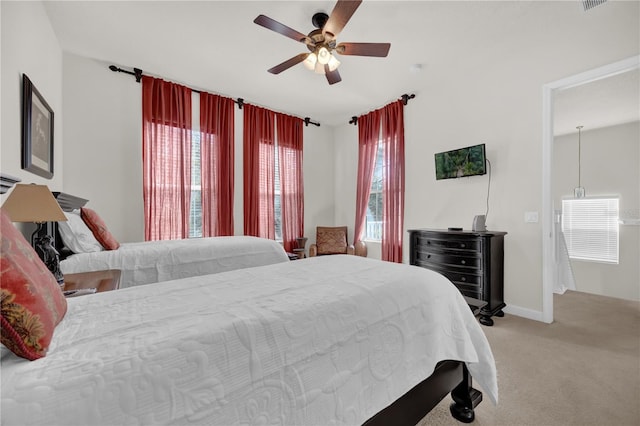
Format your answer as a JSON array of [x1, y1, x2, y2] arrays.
[[43, 0, 639, 130], [554, 68, 639, 136]]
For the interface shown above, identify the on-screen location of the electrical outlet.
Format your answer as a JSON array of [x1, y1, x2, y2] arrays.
[[525, 211, 539, 223]]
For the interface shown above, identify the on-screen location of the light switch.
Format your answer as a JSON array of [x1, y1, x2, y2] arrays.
[[525, 211, 539, 223]]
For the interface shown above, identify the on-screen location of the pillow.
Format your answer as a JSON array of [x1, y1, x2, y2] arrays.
[[0, 209, 67, 360], [316, 227, 348, 255], [57, 211, 104, 253], [80, 207, 120, 250]]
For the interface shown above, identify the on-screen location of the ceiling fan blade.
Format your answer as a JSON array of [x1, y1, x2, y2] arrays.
[[335, 42, 391, 57], [323, 0, 362, 39], [325, 65, 342, 85], [254, 15, 308, 43], [268, 53, 309, 75]]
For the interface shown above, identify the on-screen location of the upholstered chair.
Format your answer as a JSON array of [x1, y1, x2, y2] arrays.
[[308, 226, 367, 257]]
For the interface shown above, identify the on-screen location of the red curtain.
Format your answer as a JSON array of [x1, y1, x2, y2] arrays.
[[276, 113, 304, 252], [200, 93, 235, 237], [243, 104, 275, 238], [354, 109, 381, 244], [142, 76, 192, 241], [381, 100, 405, 263]]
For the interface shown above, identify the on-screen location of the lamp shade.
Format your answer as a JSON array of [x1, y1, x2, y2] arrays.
[[317, 47, 331, 65], [303, 53, 317, 70], [327, 55, 341, 72], [1, 184, 66, 223]]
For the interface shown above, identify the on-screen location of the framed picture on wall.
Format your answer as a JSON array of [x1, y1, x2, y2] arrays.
[[22, 74, 54, 179]]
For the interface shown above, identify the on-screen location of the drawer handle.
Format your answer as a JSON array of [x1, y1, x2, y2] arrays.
[[461, 277, 466, 281], [427, 254, 431, 259], [460, 243, 466, 248], [461, 260, 466, 265]]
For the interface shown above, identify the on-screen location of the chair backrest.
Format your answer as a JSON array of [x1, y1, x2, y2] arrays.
[[315, 226, 349, 255]]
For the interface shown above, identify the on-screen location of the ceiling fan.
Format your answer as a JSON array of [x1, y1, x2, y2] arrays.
[[254, 0, 391, 85]]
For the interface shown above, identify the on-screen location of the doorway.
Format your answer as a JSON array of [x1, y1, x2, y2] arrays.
[[542, 55, 640, 324]]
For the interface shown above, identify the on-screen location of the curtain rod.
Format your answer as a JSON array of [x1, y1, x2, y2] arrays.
[[108, 65, 321, 127], [348, 93, 416, 125]]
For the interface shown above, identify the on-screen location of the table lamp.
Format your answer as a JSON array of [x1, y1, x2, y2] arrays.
[[1, 184, 67, 288]]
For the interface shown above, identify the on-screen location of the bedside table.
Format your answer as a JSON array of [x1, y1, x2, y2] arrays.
[[63, 270, 121, 294]]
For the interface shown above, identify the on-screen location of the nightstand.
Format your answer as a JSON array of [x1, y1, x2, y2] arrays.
[[63, 270, 121, 294]]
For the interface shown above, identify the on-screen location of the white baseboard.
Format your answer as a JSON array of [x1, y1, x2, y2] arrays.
[[502, 304, 548, 323]]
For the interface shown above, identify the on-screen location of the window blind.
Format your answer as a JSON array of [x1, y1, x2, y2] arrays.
[[561, 197, 619, 264], [189, 131, 202, 238]]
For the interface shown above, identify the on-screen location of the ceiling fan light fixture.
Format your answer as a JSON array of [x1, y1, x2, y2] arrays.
[[317, 46, 331, 65], [314, 60, 326, 74], [254, 0, 390, 85], [303, 53, 317, 70], [327, 54, 340, 72]]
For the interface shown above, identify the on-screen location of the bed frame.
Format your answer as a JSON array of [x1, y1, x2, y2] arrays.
[[48, 191, 484, 424], [364, 360, 481, 425]]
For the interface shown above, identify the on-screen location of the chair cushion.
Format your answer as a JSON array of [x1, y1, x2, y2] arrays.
[[316, 227, 348, 255], [0, 209, 67, 360]]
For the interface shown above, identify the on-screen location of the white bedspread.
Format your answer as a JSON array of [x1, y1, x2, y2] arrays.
[[1, 255, 497, 426], [60, 236, 289, 288]]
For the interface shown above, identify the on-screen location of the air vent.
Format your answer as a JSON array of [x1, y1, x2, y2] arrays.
[[581, 0, 607, 11]]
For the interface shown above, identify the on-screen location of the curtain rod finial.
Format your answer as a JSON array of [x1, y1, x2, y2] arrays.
[[304, 117, 320, 127], [133, 68, 143, 83], [401, 93, 416, 105]]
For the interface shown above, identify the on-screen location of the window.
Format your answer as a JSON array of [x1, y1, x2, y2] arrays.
[[274, 142, 282, 241], [366, 140, 384, 240], [189, 131, 202, 238], [561, 197, 619, 264]]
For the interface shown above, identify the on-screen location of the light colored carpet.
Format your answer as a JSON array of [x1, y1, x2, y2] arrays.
[[418, 291, 640, 426]]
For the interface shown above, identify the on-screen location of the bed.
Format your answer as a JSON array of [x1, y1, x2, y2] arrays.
[[50, 193, 290, 288], [59, 236, 290, 289], [1, 254, 497, 425]]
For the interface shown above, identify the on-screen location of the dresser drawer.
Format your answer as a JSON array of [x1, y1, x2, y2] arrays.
[[415, 261, 483, 290], [456, 287, 483, 301], [414, 250, 481, 270], [415, 235, 480, 252], [438, 270, 482, 288]]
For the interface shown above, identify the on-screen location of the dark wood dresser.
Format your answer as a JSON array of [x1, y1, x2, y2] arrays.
[[408, 229, 507, 326]]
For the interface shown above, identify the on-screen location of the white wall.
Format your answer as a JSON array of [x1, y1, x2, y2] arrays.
[[1, 1, 63, 195], [333, 2, 639, 315], [62, 53, 142, 241], [553, 122, 640, 301], [61, 52, 335, 243]]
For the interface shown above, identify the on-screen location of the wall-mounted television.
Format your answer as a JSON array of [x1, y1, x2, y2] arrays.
[[434, 143, 487, 180]]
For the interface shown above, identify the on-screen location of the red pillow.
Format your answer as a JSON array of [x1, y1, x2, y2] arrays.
[[80, 207, 120, 250], [0, 209, 67, 360]]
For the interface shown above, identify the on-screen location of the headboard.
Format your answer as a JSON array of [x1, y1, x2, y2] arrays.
[[52, 192, 89, 212], [51, 192, 89, 258], [0, 173, 21, 194]]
